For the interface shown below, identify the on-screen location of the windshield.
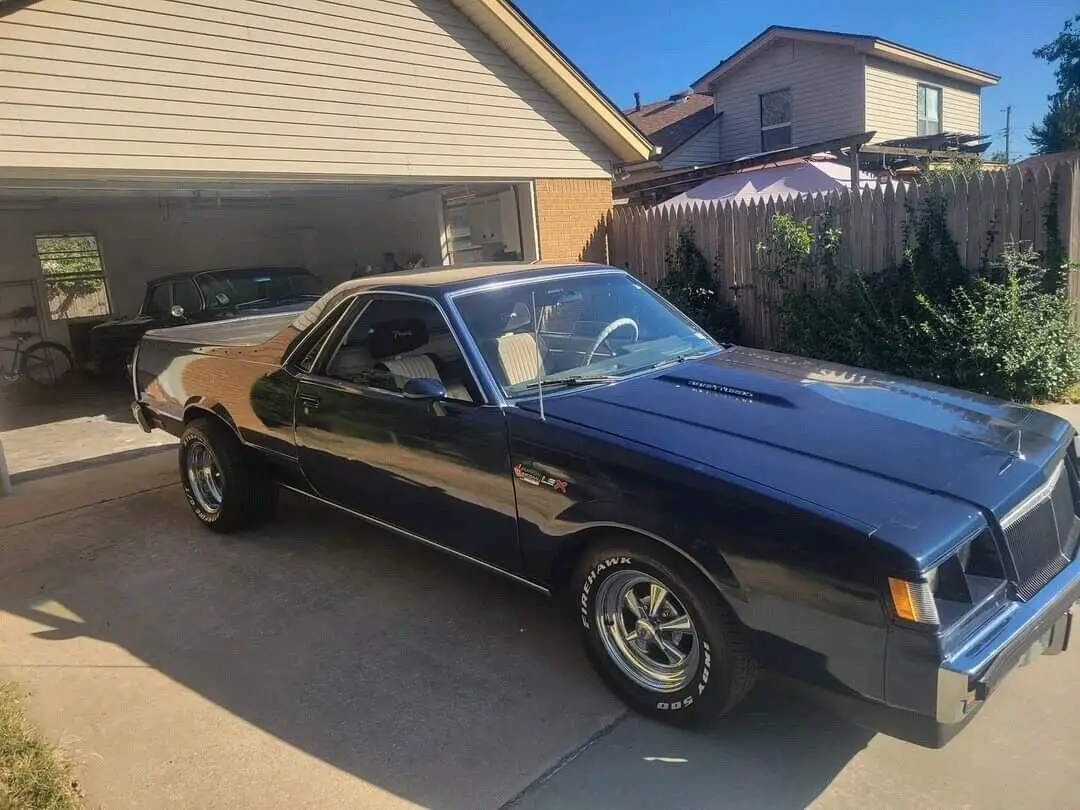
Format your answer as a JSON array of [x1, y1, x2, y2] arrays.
[[196, 268, 323, 310], [452, 271, 722, 397]]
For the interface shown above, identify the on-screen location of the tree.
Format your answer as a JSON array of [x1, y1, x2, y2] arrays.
[[1031, 14, 1080, 155]]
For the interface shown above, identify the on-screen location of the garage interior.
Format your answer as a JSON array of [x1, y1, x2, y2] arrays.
[[0, 177, 540, 480]]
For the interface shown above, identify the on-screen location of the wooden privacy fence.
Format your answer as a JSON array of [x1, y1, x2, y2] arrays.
[[609, 156, 1080, 348]]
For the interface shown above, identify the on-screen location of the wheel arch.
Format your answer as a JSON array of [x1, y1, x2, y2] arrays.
[[547, 524, 744, 606], [182, 399, 242, 441]]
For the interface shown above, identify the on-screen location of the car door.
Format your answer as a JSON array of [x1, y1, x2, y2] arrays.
[[293, 293, 523, 574]]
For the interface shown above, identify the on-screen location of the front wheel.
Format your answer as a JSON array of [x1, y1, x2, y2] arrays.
[[573, 540, 757, 725], [179, 417, 278, 533], [19, 341, 73, 386]]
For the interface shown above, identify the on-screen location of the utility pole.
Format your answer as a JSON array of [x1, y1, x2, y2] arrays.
[[1003, 105, 1012, 163]]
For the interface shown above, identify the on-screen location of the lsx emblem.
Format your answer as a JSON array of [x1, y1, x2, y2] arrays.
[[513, 463, 568, 494]]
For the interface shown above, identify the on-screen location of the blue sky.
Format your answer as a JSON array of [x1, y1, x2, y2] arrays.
[[517, 0, 1076, 160]]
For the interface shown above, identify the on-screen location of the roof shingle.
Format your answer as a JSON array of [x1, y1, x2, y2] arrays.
[[623, 93, 715, 153]]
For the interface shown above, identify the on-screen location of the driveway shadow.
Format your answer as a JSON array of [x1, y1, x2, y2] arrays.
[[0, 488, 869, 809]]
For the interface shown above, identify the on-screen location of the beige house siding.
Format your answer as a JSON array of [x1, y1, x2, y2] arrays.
[[659, 118, 722, 170], [0, 0, 615, 179], [709, 39, 863, 162], [864, 56, 982, 142]]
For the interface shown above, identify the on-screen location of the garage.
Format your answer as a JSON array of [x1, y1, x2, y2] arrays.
[[0, 0, 654, 484], [0, 179, 540, 366]]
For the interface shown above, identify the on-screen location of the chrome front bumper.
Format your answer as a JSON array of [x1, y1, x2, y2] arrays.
[[937, 558, 1080, 726]]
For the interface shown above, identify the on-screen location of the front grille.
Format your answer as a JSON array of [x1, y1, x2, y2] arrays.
[[1002, 460, 1078, 600]]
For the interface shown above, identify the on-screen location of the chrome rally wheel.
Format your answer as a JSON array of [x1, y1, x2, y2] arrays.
[[594, 570, 700, 693], [184, 438, 224, 515]]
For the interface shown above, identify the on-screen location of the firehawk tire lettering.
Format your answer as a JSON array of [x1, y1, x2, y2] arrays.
[[656, 642, 711, 710], [580, 555, 633, 629]]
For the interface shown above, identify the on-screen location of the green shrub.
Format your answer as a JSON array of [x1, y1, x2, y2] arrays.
[[904, 245, 1080, 401], [761, 202, 1080, 403], [656, 226, 742, 343]]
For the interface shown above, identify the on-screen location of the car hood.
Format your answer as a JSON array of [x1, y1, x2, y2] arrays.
[[522, 347, 1074, 523]]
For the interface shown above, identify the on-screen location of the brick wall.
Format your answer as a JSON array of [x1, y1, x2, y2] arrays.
[[532, 178, 613, 263]]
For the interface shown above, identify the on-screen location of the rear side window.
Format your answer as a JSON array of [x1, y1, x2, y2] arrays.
[[292, 297, 358, 373]]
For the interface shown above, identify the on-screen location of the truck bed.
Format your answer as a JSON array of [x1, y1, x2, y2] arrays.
[[142, 306, 309, 348]]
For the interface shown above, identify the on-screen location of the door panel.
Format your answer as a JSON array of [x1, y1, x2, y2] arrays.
[[293, 293, 522, 575]]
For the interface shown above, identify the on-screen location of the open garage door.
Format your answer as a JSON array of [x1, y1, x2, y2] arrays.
[[0, 177, 538, 366]]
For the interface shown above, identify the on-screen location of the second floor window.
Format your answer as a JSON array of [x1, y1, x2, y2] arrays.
[[917, 84, 942, 136], [760, 89, 792, 151]]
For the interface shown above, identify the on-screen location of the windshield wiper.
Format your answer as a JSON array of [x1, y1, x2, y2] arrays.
[[517, 374, 622, 391], [650, 349, 719, 370]]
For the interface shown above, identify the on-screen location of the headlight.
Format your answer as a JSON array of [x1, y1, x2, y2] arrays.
[[888, 527, 1005, 628], [925, 566, 940, 593], [888, 576, 941, 625]]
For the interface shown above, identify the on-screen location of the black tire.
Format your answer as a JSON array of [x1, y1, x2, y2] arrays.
[[573, 538, 757, 726], [178, 417, 278, 533], [19, 341, 73, 387]]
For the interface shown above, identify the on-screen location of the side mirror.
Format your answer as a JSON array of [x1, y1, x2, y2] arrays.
[[169, 305, 186, 319], [402, 377, 447, 401]]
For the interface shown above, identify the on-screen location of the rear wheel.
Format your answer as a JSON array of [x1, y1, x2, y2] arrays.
[[179, 417, 278, 533], [19, 341, 73, 386], [573, 539, 757, 725]]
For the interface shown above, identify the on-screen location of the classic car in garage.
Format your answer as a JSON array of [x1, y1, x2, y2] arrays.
[[130, 261, 1080, 748], [88, 265, 323, 376]]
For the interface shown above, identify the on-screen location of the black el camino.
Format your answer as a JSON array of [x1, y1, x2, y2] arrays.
[[131, 261, 1080, 748]]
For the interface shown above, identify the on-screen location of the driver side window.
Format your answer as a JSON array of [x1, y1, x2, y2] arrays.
[[321, 297, 480, 404]]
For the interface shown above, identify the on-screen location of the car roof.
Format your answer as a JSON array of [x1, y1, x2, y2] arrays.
[[289, 261, 629, 334], [326, 261, 619, 296]]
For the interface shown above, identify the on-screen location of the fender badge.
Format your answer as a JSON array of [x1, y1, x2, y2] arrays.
[[514, 463, 568, 494]]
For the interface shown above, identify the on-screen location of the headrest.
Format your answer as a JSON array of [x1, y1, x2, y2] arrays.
[[369, 318, 429, 360], [502, 301, 532, 333]]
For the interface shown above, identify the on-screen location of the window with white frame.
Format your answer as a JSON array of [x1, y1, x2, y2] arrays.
[[760, 89, 792, 151], [34, 233, 112, 320], [917, 84, 942, 136]]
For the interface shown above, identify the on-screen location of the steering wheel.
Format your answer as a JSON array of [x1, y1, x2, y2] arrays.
[[584, 317, 639, 366]]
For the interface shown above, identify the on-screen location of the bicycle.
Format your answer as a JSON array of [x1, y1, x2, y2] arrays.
[[0, 330, 74, 387]]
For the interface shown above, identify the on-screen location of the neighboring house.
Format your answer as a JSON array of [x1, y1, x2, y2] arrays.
[[690, 26, 999, 163], [0, 0, 653, 360], [616, 26, 998, 205]]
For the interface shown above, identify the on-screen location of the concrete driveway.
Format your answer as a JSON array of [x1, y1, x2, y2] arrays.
[[0, 378, 175, 482], [2, 453, 1079, 810]]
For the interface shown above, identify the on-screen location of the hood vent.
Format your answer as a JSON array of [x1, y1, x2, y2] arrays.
[[658, 374, 795, 408]]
